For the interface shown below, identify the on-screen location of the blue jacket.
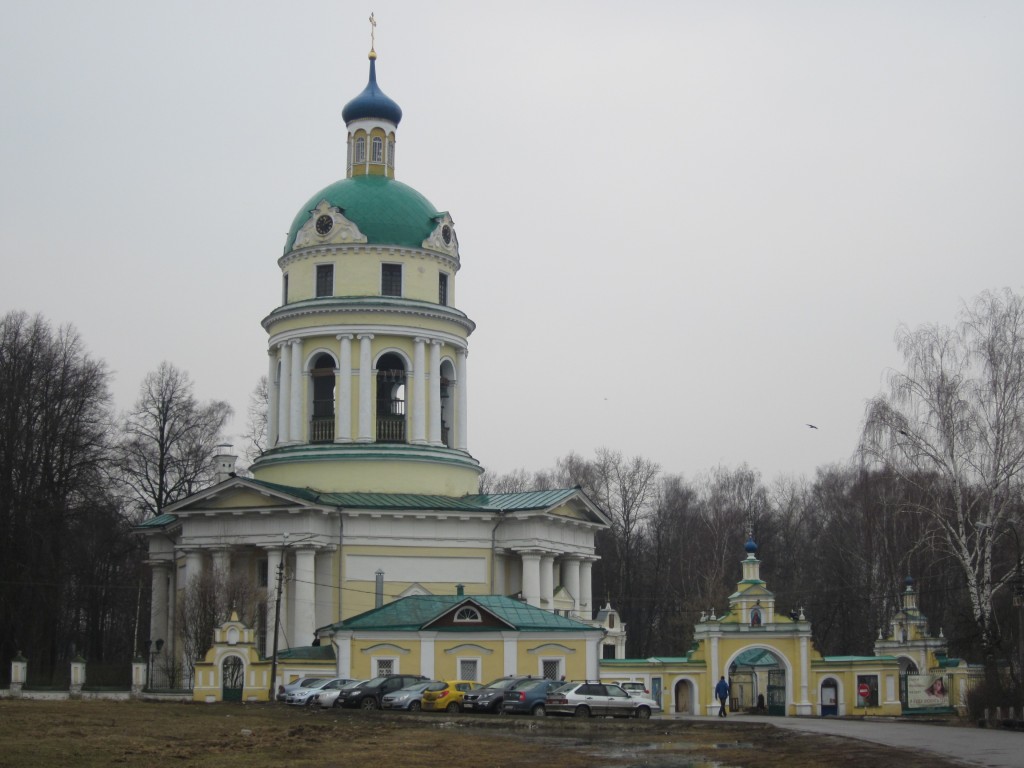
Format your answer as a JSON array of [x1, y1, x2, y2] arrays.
[[715, 679, 730, 699]]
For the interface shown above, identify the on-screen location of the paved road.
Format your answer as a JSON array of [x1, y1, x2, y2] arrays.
[[673, 713, 1023, 768]]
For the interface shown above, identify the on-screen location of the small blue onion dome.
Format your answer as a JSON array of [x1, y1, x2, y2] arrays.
[[342, 54, 403, 126], [744, 536, 758, 554], [905, 575, 915, 587]]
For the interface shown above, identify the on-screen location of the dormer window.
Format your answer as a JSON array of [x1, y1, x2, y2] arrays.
[[454, 606, 481, 623], [372, 136, 383, 163]]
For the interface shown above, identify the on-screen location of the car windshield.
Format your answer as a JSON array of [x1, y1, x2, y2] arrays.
[[552, 683, 575, 694], [425, 682, 447, 692], [511, 679, 544, 691], [340, 679, 367, 691], [399, 682, 433, 693], [299, 678, 326, 688]]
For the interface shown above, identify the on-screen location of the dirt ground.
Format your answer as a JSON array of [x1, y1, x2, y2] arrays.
[[0, 700, 968, 768]]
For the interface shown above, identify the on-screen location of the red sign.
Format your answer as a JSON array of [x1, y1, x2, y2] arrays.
[[858, 683, 870, 699]]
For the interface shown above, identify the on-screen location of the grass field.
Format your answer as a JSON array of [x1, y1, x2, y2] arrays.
[[0, 700, 967, 768]]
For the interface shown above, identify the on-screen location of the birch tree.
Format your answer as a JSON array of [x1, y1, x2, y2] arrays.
[[861, 288, 1024, 678]]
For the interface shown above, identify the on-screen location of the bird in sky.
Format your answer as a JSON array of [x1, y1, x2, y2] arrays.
[[806, 424, 818, 429]]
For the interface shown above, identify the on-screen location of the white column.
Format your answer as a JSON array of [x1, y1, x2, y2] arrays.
[[184, 550, 203, 586], [561, 557, 581, 615], [521, 553, 541, 608], [492, 553, 506, 595], [149, 563, 169, 649], [336, 335, 353, 442], [709, 636, 721, 714], [455, 347, 468, 450], [429, 340, 443, 445], [357, 334, 374, 442], [294, 548, 317, 647], [266, 548, 284, 653], [166, 560, 177, 663], [289, 339, 303, 443], [277, 343, 291, 444], [799, 635, 810, 713], [579, 559, 594, 616], [212, 549, 231, 580], [267, 350, 279, 447], [540, 554, 555, 607], [412, 337, 427, 444]]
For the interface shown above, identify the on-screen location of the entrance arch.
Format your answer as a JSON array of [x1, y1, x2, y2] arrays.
[[820, 677, 839, 716], [222, 655, 244, 702], [724, 646, 791, 716], [673, 679, 694, 714]]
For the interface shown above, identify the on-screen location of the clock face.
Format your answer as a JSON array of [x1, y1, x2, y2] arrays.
[[315, 215, 334, 236], [442, 224, 452, 245]]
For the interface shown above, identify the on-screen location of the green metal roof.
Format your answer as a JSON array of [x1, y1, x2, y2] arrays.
[[135, 513, 177, 529], [277, 645, 336, 661], [284, 175, 440, 253], [245, 479, 584, 514], [322, 594, 598, 634]]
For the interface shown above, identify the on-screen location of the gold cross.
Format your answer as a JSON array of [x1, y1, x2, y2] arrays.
[[369, 12, 377, 53]]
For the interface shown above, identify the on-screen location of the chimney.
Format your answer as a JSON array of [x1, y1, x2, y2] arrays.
[[456, 584, 464, 596], [375, 570, 384, 608]]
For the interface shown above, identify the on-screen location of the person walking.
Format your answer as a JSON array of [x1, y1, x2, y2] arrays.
[[715, 676, 730, 717]]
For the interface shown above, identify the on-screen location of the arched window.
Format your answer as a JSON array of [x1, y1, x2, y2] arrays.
[[310, 353, 336, 443], [354, 136, 366, 163], [372, 136, 383, 163], [387, 138, 395, 167], [375, 353, 406, 443], [454, 607, 481, 623]]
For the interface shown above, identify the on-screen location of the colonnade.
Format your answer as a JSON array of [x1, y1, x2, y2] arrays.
[[267, 335, 468, 449], [514, 552, 595, 617], [148, 545, 330, 686]]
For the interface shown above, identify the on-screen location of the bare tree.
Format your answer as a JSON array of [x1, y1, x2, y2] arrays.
[[120, 362, 233, 518], [176, 568, 266, 687], [0, 312, 137, 683], [862, 288, 1024, 679], [242, 375, 268, 465]]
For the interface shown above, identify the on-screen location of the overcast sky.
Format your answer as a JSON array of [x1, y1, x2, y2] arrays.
[[2, 1, 1022, 485]]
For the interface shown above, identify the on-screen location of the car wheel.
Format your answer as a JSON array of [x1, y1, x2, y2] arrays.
[[574, 705, 590, 719], [408, 700, 421, 712], [445, 702, 460, 713], [634, 706, 651, 720], [360, 697, 378, 710], [531, 703, 546, 717]]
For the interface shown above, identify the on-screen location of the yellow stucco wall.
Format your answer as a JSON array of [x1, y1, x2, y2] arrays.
[[253, 458, 480, 496], [282, 252, 456, 304]]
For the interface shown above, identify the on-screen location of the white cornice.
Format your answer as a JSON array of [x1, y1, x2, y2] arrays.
[[279, 243, 460, 274], [262, 301, 475, 337], [266, 319, 471, 350]]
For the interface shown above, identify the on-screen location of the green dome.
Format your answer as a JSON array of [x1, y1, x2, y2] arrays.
[[284, 175, 440, 253]]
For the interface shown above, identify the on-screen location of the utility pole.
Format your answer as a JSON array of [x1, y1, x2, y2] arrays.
[[268, 554, 285, 701]]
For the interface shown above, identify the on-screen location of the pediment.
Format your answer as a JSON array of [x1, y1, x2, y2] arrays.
[[422, 598, 515, 631], [293, 200, 368, 250], [165, 479, 323, 516], [422, 212, 460, 259]]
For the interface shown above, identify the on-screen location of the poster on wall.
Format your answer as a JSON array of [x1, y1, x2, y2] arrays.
[[907, 675, 949, 708]]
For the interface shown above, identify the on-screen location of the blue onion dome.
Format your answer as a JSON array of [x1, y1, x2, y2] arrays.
[[342, 53, 403, 126], [744, 536, 758, 554], [904, 575, 915, 587]]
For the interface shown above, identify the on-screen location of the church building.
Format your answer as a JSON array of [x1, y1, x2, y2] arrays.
[[137, 36, 611, 694]]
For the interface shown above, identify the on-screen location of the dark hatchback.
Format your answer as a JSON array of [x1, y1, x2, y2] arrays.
[[501, 678, 564, 716], [337, 674, 428, 710], [461, 676, 535, 713]]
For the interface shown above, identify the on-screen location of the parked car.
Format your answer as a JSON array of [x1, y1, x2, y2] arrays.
[[277, 677, 327, 702], [337, 674, 428, 710], [381, 681, 436, 711], [287, 677, 350, 706], [461, 676, 535, 713], [310, 678, 359, 708], [619, 681, 650, 697], [545, 681, 655, 719], [500, 678, 564, 716], [421, 680, 479, 713]]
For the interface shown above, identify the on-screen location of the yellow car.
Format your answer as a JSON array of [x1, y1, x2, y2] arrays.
[[421, 680, 480, 713]]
